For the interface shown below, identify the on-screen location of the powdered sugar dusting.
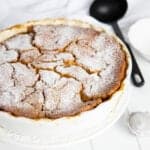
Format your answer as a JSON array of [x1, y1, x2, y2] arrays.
[[44, 77, 82, 116], [56, 65, 89, 81], [5, 34, 34, 51], [0, 49, 18, 65], [20, 48, 40, 63], [12, 63, 38, 87], [33, 25, 79, 51], [39, 70, 60, 86], [0, 63, 14, 90], [0, 24, 126, 119], [33, 25, 99, 51]]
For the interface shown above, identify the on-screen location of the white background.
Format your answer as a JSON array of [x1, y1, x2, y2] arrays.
[[0, 0, 150, 149]]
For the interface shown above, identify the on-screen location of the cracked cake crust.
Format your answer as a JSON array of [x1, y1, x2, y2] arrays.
[[0, 19, 127, 119]]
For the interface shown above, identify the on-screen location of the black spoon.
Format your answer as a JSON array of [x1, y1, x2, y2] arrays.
[[90, 0, 144, 87]]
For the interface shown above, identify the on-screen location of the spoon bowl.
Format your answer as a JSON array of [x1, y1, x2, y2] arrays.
[[90, 0, 128, 23]]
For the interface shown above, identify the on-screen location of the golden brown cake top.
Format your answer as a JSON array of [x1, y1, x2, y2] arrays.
[[0, 20, 126, 119]]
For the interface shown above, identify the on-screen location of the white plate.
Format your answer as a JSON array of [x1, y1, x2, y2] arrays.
[[128, 18, 150, 61], [0, 16, 132, 148]]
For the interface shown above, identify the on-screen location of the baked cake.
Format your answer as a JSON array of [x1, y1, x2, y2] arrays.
[[0, 19, 127, 119]]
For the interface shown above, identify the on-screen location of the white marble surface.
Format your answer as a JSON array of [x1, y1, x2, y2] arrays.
[[0, 0, 150, 149]]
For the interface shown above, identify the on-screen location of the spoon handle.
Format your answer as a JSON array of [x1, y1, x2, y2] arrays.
[[112, 22, 144, 87]]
